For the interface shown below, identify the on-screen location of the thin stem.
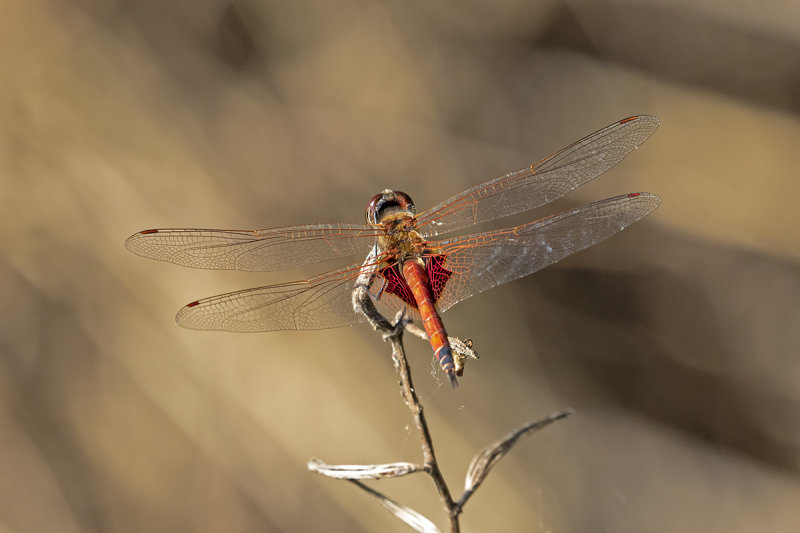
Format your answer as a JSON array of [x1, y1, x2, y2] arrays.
[[387, 325, 460, 532], [353, 270, 460, 531]]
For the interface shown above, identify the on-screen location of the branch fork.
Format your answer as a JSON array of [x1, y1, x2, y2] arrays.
[[309, 271, 572, 532]]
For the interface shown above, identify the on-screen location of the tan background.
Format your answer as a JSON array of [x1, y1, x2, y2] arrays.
[[2, 1, 799, 531]]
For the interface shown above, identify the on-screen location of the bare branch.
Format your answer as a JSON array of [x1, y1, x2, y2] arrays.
[[352, 285, 460, 531], [346, 259, 570, 531], [307, 459, 425, 480], [350, 480, 442, 533], [352, 246, 394, 332], [457, 409, 574, 512], [384, 313, 460, 531]]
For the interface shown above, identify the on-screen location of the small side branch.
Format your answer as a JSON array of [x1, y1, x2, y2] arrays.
[[456, 409, 574, 514], [349, 480, 442, 533], [308, 459, 425, 480]]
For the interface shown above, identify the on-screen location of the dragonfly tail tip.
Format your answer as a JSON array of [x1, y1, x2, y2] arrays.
[[448, 373, 459, 389]]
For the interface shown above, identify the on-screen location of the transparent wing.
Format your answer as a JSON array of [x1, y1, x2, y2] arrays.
[[432, 192, 661, 312], [176, 261, 366, 331], [175, 253, 416, 332], [125, 224, 381, 272], [415, 115, 659, 237]]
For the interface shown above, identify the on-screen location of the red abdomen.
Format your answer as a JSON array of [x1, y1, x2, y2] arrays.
[[402, 259, 457, 387]]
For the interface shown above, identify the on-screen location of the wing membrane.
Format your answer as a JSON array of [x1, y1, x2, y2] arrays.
[[175, 253, 417, 332], [415, 115, 659, 236], [176, 262, 367, 331], [125, 224, 380, 272], [433, 192, 661, 312], [168, 193, 659, 332]]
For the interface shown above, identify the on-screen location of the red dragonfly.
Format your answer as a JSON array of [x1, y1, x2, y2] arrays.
[[127, 115, 660, 387]]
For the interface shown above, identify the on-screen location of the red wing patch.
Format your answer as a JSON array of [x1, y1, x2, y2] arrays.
[[426, 254, 452, 302], [377, 255, 452, 308], [378, 262, 416, 308]]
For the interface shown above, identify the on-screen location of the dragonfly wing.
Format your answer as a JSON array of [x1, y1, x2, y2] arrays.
[[176, 262, 370, 331], [416, 115, 659, 237], [433, 192, 661, 312], [175, 253, 419, 332], [126, 224, 380, 271]]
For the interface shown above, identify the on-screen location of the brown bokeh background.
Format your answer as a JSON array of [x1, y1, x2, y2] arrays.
[[2, 1, 799, 531]]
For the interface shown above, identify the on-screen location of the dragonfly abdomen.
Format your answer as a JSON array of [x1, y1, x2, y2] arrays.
[[402, 259, 458, 387]]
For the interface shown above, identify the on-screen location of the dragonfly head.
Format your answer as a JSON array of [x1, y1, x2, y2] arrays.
[[366, 190, 416, 226]]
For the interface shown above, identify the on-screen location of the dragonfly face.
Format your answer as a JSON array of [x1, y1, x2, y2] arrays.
[[365, 190, 427, 265], [126, 115, 662, 387], [365, 189, 417, 226]]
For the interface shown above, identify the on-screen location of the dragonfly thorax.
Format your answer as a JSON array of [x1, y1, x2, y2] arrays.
[[366, 190, 416, 226]]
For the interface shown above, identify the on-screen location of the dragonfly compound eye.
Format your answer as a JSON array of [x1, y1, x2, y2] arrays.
[[365, 190, 416, 225]]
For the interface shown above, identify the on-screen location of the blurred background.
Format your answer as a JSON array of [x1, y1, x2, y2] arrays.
[[2, 1, 799, 531]]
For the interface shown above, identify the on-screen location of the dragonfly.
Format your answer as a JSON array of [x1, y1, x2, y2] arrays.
[[126, 115, 661, 387]]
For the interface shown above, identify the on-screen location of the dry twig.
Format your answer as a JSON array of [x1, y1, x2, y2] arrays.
[[308, 262, 572, 531]]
